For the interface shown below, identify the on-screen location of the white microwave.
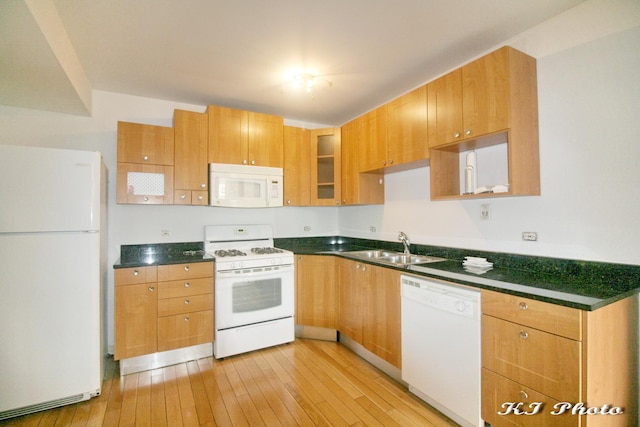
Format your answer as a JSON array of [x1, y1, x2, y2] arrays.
[[209, 163, 283, 208]]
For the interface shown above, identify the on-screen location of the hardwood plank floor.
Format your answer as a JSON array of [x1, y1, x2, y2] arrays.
[[0, 339, 459, 426]]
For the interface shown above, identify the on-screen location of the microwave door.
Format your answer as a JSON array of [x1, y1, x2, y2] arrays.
[[211, 174, 268, 207]]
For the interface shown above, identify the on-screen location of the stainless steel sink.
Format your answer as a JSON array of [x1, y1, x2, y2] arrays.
[[344, 250, 446, 266]]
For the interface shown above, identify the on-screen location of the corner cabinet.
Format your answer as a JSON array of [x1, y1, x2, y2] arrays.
[[481, 290, 638, 427], [295, 255, 337, 328], [116, 121, 175, 204], [428, 46, 540, 200], [207, 105, 284, 167]]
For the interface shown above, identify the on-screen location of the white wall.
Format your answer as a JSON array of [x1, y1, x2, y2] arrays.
[[340, 20, 640, 266]]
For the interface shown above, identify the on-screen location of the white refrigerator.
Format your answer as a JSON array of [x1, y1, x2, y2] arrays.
[[0, 145, 106, 420]]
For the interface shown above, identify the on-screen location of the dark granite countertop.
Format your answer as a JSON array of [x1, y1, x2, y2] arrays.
[[113, 242, 212, 268], [274, 236, 640, 311]]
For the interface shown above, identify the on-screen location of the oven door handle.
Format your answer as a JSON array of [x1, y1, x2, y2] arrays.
[[216, 264, 294, 278]]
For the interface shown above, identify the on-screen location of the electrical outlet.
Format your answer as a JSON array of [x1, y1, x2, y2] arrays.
[[370, 226, 377, 232], [304, 226, 311, 232], [161, 230, 171, 236], [522, 232, 538, 241], [480, 204, 491, 220]]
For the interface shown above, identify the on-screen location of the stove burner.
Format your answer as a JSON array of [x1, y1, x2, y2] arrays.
[[251, 247, 285, 255], [214, 249, 247, 257]]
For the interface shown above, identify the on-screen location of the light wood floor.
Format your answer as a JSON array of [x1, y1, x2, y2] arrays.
[[1, 338, 458, 426]]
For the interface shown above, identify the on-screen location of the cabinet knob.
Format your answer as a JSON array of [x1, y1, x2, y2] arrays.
[[287, 199, 291, 205], [148, 286, 155, 292], [519, 302, 528, 311], [184, 299, 190, 304], [454, 132, 461, 138], [465, 129, 472, 136], [180, 194, 187, 199], [361, 266, 367, 271], [355, 263, 361, 269], [133, 270, 139, 276], [184, 316, 190, 321], [143, 196, 149, 201], [200, 183, 206, 189], [382, 160, 386, 166], [184, 282, 190, 287], [242, 160, 248, 165], [388, 159, 394, 165], [335, 200, 340, 205], [197, 195, 203, 200], [520, 390, 529, 400], [250, 160, 256, 165], [519, 330, 529, 339], [143, 155, 149, 161], [184, 265, 190, 271]]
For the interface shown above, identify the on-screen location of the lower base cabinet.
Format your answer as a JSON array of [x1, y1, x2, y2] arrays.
[[114, 262, 214, 360], [295, 255, 337, 328]]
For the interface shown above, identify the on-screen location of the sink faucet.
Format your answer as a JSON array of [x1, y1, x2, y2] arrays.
[[398, 231, 410, 255]]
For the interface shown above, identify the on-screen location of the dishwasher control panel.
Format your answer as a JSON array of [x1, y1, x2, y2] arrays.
[[401, 275, 479, 319]]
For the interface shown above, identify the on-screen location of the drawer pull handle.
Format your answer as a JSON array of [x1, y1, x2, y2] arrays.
[[519, 330, 529, 339], [519, 302, 528, 311], [184, 299, 190, 304], [184, 265, 190, 271], [148, 286, 155, 292], [520, 390, 529, 400], [184, 282, 190, 287], [184, 316, 190, 321]]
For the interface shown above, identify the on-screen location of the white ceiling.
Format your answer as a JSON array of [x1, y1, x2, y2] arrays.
[[1, 0, 587, 125]]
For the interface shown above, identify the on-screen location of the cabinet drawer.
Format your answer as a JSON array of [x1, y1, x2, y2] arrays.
[[157, 277, 213, 299], [158, 294, 213, 316], [481, 290, 582, 340], [114, 266, 157, 286], [157, 310, 213, 352], [482, 315, 581, 402], [157, 262, 213, 281], [482, 368, 577, 427]]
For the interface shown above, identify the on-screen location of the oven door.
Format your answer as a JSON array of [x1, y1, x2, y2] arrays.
[[215, 264, 294, 330]]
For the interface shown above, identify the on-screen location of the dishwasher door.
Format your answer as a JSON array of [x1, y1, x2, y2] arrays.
[[400, 274, 482, 427]]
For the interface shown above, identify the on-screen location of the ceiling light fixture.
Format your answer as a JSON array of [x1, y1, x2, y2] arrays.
[[289, 72, 332, 98]]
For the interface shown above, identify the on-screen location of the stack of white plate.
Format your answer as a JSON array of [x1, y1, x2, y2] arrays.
[[462, 256, 493, 274]]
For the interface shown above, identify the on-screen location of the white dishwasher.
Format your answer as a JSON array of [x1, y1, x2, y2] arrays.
[[401, 274, 482, 427]]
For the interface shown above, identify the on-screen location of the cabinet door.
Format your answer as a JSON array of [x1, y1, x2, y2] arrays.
[[310, 127, 341, 206], [387, 85, 428, 165], [427, 68, 463, 148], [174, 110, 209, 201], [114, 282, 157, 360], [207, 105, 246, 165], [283, 126, 311, 206], [117, 121, 174, 165], [336, 258, 365, 343], [116, 163, 174, 204], [248, 111, 284, 167], [359, 106, 389, 171], [363, 265, 401, 367], [462, 46, 510, 139], [295, 255, 337, 328]]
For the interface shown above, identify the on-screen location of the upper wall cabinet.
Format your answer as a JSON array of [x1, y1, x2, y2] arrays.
[[173, 109, 209, 205], [310, 127, 341, 206], [283, 125, 311, 206], [428, 46, 539, 199], [386, 85, 429, 167], [116, 121, 175, 204], [207, 105, 284, 168]]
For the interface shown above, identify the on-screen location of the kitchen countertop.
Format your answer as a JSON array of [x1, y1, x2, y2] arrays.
[[274, 236, 640, 311], [113, 237, 640, 311]]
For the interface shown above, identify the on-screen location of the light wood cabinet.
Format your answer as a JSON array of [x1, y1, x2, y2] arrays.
[[481, 290, 638, 427], [114, 266, 158, 360], [295, 255, 337, 328], [173, 109, 209, 206], [283, 126, 311, 206], [116, 121, 175, 204], [340, 117, 385, 206], [207, 105, 284, 167], [336, 258, 401, 367], [386, 85, 429, 167], [114, 262, 214, 360], [157, 262, 214, 352], [362, 264, 401, 367], [428, 46, 540, 200], [310, 127, 341, 206], [359, 106, 389, 172]]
